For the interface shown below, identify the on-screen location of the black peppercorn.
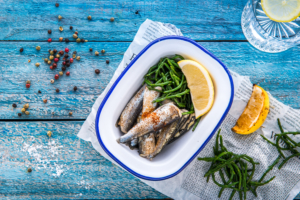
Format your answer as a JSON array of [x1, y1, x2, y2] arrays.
[[48, 49, 51, 53], [95, 69, 100, 74], [27, 168, 32, 173], [48, 30, 52, 34], [74, 86, 77, 91], [70, 26, 73, 30], [56, 88, 59, 93], [53, 49, 57, 54], [20, 48, 23, 52], [12, 103, 17, 108], [64, 54, 69, 58], [106, 60, 110, 64], [55, 3, 59, 7], [65, 38, 69, 43], [66, 63, 70, 67], [38, 90, 41, 93], [18, 113, 22, 117], [81, 38, 85, 42], [73, 51, 77, 54], [61, 66, 66, 71], [89, 48, 93, 52]]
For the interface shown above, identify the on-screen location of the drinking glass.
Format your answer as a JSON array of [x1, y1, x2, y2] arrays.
[[241, 0, 300, 53]]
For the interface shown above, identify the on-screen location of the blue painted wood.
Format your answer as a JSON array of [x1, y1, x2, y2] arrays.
[[0, 0, 247, 41]]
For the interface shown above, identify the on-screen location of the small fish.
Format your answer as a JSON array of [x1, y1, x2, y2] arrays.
[[141, 86, 161, 119], [118, 85, 146, 133], [139, 133, 156, 157], [146, 119, 180, 160], [117, 103, 181, 144]]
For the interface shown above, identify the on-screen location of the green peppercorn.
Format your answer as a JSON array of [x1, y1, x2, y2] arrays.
[[44, 58, 49, 62], [59, 71, 63, 76], [56, 54, 60, 58], [58, 15, 62, 20], [50, 50, 54, 55], [73, 34, 78, 39], [26, 80, 31, 84], [76, 56, 80, 60], [24, 103, 29, 109], [21, 108, 26, 113], [95, 51, 99, 56], [49, 55, 54, 60], [36, 46, 41, 51], [25, 111, 30, 115], [76, 38, 81, 43], [35, 63, 40, 67], [47, 131, 52, 137], [48, 60, 51, 65]]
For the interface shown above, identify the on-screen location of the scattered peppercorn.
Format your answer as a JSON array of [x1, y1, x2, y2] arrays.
[[43, 99, 47, 103], [81, 38, 85, 42], [48, 60, 51, 65], [61, 66, 66, 71], [25, 111, 30, 115], [12, 103, 17, 108], [53, 63, 57, 68], [24, 103, 29, 109], [35, 63, 40, 67], [66, 71, 70, 76], [76, 38, 81, 43], [70, 58, 73, 63], [58, 15, 62, 20], [54, 74, 59, 80], [65, 38, 69, 43], [89, 48, 93, 52], [20, 48, 24, 52], [44, 58, 49, 62], [59, 50, 64, 55], [36, 46, 41, 51], [95, 51, 99, 56], [101, 49, 105, 53], [70, 26, 73, 30], [69, 112, 73, 116], [21, 108, 26, 113], [85, 40, 88, 42], [54, 58, 59, 63], [95, 69, 100, 74], [56, 54, 60, 58], [18, 113, 22, 117], [48, 38, 52, 43], [73, 51, 77, 54], [28, 59, 31, 63], [59, 71, 63, 76], [75, 31, 78, 35], [76, 56, 80, 60], [73, 34, 78, 39], [64, 54, 69, 58], [106, 60, 110, 64], [110, 17, 115, 22], [26, 84, 30, 88], [53, 49, 57, 54], [65, 48, 69, 53], [74, 86, 77, 91], [50, 65, 53, 70], [50, 79, 54, 83], [59, 26, 63, 31], [48, 29, 52, 34], [72, 54, 76, 58], [56, 88, 60, 93], [59, 37, 63, 42], [66, 63, 70, 67], [47, 131, 52, 137], [50, 50, 54, 55], [38, 90, 41, 93], [26, 80, 31, 84], [55, 3, 59, 7], [87, 15, 92, 20], [27, 167, 32, 173]]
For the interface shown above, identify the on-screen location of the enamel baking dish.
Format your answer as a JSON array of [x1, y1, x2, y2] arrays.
[[95, 36, 234, 181]]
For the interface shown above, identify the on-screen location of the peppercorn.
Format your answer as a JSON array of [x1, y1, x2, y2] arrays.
[[75, 31, 78, 35], [87, 15, 92, 20], [59, 71, 63, 76], [110, 17, 115, 22], [55, 3, 59, 7], [38, 90, 41, 93], [70, 26, 73, 30], [64, 54, 69, 58], [56, 54, 60, 58], [48, 38, 52, 42], [50, 50, 54, 55], [28, 59, 31, 63], [18, 113, 22, 117], [25, 111, 30, 115], [54, 74, 59, 80], [101, 49, 105, 53], [66, 71, 70, 76], [76, 38, 81, 43], [54, 58, 59, 63], [65, 48, 69, 53], [85, 40, 88, 42], [73, 34, 78, 39], [27, 167, 32, 173], [95, 51, 99, 56], [26, 84, 30, 88], [89, 48, 93, 52], [81, 38, 85, 42], [47, 131, 52, 137], [59, 26, 63, 32], [59, 50, 64, 55], [70, 58, 73, 63], [12, 103, 17, 108], [69, 112, 73, 116], [36, 46, 41, 51], [35, 63, 40, 67], [65, 38, 69, 43], [56, 88, 59, 93], [20, 48, 23, 52], [59, 37, 63, 42], [73, 51, 77, 54], [26, 80, 31, 84], [95, 69, 100, 74], [50, 79, 54, 83], [24, 103, 29, 109], [106, 60, 110, 64], [61, 66, 66, 71], [72, 54, 76, 58], [53, 63, 57, 68], [66, 63, 70, 67], [44, 58, 49, 62], [50, 65, 53, 70], [21, 108, 26, 113], [58, 15, 62, 20], [76, 56, 80, 60], [74, 86, 77, 91], [48, 60, 51, 65], [43, 99, 47, 103], [53, 49, 57, 54]]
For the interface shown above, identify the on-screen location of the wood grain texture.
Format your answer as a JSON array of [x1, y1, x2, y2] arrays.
[[0, 121, 167, 199], [2, 41, 300, 119], [0, 0, 247, 41]]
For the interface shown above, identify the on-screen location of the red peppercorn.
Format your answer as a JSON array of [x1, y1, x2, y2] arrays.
[[53, 63, 57, 68], [54, 58, 59, 63], [59, 50, 64, 55], [55, 3, 59, 7], [54, 74, 59, 80], [26, 84, 30, 88], [75, 31, 78, 35], [48, 38, 52, 42], [65, 48, 69, 53], [50, 65, 53, 70], [66, 71, 70, 76], [62, 61, 66, 65], [70, 58, 73, 63]]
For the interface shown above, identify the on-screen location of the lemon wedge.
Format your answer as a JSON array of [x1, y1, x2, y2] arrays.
[[232, 85, 269, 135], [261, 0, 300, 22], [178, 60, 214, 119]]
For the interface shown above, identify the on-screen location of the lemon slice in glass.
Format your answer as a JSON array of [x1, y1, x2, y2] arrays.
[[178, 60, 214, 119], [261, 0, 300, 22]]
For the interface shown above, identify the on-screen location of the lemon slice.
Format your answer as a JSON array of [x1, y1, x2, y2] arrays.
[[261, 0, 300, 22], [232, 85, 269, 135], [178, 60, 214, 119]]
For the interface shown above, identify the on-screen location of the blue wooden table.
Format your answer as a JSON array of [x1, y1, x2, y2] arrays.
[[1, 0, 300, 199]]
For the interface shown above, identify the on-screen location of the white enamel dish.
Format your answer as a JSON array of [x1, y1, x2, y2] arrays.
[[95, 36, 234, 181]]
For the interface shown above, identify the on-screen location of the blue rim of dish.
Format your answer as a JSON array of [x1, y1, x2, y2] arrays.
[[95, 35, 234, 181]]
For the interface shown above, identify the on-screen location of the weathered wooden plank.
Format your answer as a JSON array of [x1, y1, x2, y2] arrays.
[[1, 41, 300, 119], [0, 121, 167, 199], [0, 0, 247, 41]]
